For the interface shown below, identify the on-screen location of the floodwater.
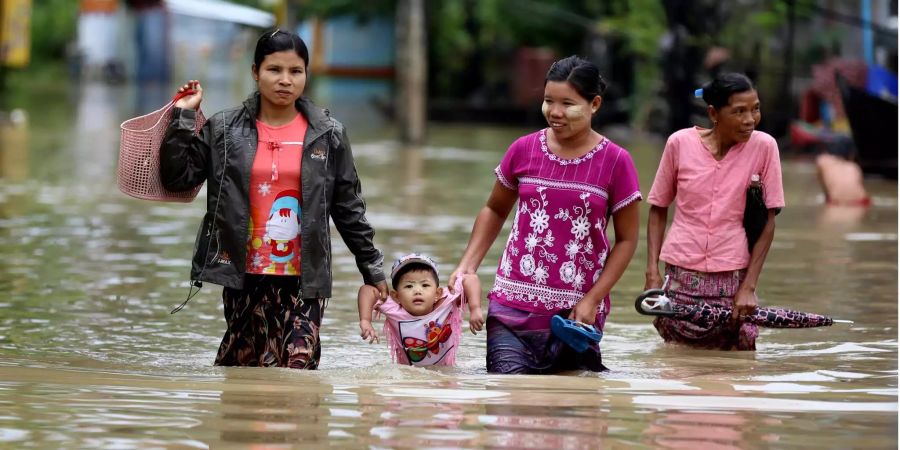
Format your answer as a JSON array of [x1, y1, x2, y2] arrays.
[[0, 81, 896, 449]]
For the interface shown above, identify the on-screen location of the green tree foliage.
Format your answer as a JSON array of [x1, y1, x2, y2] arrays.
[[291, 0, 668, 104], [29, 0, 79, 62], [273, 0, 672, 113], [594, 0, 665, 122], [425, 0, 615, 97], [227, 0, 270, 8], [296, 0, 393, 21], [599, 0, 665, 62]]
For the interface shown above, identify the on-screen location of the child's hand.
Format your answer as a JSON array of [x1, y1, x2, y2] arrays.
[[359, 320, 379, 344], [468, 307, 485, 335]]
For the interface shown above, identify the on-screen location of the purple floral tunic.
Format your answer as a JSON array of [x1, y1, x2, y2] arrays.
[[490, 129, 642, 330]]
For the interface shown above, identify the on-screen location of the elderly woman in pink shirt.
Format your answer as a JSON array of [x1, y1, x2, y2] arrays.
[[645, 73, 785, 351]]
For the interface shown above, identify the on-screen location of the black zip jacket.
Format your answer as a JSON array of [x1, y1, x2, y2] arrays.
[[160, 92, 384, 296]]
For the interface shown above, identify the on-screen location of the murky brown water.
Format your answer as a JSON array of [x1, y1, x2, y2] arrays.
[[0, 82, 896, 448]]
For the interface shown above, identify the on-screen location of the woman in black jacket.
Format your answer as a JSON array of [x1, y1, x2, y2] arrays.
[[160, 29, 387, 369]]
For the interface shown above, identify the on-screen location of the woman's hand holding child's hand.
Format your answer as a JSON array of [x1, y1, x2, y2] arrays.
[[375, 281, 388, 300], [448, 267, 476, 293], [371, 283, 387, 320]]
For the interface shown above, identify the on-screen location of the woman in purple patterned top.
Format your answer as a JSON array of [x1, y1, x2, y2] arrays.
[[450, 56, 642, 374]]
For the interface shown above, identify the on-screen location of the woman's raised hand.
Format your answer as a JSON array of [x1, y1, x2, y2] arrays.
[[174, 80, 203, 110], [448, 267, 472, 293]]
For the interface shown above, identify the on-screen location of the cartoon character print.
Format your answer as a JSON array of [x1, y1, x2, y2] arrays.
[[263, 189, 301, 274], [402, 319, 453, 363]]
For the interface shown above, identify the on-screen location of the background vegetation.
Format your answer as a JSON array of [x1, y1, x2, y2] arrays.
[[12, 0, 891, 133]]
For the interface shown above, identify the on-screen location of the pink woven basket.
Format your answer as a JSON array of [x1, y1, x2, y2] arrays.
[[117, 92, 207, 202]]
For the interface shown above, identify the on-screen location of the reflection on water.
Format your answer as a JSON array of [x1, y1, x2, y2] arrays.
[[0, 82, 896, 448]]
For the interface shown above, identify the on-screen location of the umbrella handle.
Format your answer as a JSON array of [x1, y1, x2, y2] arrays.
[[635, 288, 676, 316]]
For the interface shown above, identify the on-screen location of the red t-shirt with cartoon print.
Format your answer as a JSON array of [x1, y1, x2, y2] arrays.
[[246, 113, 308, 275]]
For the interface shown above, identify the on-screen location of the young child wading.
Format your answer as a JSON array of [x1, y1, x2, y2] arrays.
[[358, 254, 485, 366]]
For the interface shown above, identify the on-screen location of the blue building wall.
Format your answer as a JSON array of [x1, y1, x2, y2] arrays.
[[298, 16, 394, 70], [297, 16, 395, 134]]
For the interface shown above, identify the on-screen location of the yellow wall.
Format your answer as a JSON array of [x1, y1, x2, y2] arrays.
[[1, 0, 32, 68]]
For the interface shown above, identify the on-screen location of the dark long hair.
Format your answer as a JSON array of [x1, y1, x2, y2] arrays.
[[699, 72, 755, 109], [545, 55, 607, 101], [253, 28, 309, 69]]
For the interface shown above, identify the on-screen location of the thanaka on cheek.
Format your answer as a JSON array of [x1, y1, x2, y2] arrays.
[[565, 104, 588, 120]]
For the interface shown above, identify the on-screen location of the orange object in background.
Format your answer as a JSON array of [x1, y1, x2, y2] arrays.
[[80, 0, 118, 13]]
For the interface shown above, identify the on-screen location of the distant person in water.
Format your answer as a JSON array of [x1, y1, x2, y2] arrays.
[[645, 73, 785, 351], [815, 140, 870, 207], [357, 253, 484, 366]]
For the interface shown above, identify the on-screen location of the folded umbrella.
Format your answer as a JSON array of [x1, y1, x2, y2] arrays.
[[635, 288, 853, 328]]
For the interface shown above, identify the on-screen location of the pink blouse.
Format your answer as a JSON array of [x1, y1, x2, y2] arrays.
[[647, 127, 785, 272]]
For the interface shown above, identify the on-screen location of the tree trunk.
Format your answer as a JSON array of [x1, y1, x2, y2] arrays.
[[395, 0, 427, 144], [280, 0, 296, 30]]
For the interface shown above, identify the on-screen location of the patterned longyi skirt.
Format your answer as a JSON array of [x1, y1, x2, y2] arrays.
[[215, 274, 327, 369], [653, 264, 759, 351], [486, 302, 607, 374]]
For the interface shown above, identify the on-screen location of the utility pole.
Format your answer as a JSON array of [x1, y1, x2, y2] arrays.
[[278, 0, 297, 30], [780, 0, 795, 125], [395, 0, 426, 144]]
